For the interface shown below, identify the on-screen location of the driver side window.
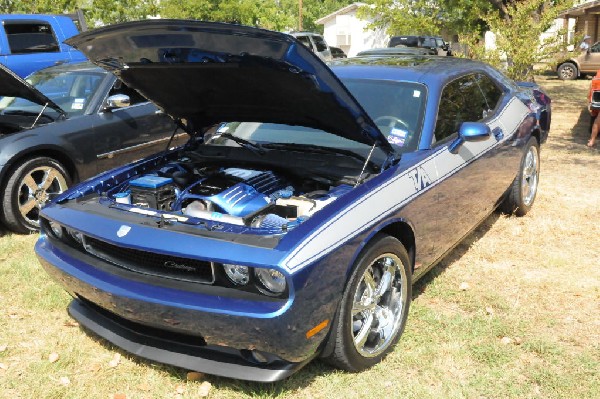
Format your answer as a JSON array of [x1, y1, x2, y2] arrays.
[[591, 43, 600, 53], [434, 74, 490, 146]]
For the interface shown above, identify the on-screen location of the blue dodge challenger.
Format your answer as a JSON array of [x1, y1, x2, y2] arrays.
[[35, 20, 551, 382]]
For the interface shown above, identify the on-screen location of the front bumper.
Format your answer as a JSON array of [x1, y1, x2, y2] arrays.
[[68, 298, 313, 382], [36, 234, 342, 379]]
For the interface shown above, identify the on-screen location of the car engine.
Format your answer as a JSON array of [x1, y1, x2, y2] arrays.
[[110, 162, 352, 232]]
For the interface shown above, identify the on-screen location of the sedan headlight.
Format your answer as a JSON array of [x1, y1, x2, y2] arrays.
[[223, 264, 250, 285], [255, 268, 287, 294]]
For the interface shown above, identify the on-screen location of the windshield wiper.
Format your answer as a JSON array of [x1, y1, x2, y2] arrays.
[[214, 132, 266, 155], [260, 142, 370, 164]]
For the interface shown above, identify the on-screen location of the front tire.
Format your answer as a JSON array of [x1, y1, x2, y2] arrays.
[[324, 235, 412, 371], [1, 157, 71, 233], [501, 137, 540, 216], [557, 62, 578, 80]]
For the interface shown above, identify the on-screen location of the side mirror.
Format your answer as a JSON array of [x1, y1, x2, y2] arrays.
[[448, 122, 491, 154], [104, 94, 130, 111]]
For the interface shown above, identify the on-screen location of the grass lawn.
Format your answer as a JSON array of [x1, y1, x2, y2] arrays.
[[0, 74, 598, 399]]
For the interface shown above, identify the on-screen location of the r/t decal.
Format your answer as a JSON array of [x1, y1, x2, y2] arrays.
[[408, 166, 433, 191]]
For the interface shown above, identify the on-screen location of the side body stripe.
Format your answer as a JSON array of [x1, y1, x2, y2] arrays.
[[282, 97, 530, 272]]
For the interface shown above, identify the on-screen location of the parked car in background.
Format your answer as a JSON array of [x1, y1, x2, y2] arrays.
[[557, 42, 600, 80], [388, 35, 452, 56], [330, 46, 347, 59], [36, 21, 550, 382], [357, 46, 435, 57], [0, 61, 183, 233], [290, 31, 332, 61], [0, 13, 87, 78]]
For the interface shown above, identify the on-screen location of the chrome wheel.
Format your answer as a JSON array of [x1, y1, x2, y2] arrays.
[[17, 165, 68, 227], [521, 145, 539, 207], [351, 253, 408, 357]]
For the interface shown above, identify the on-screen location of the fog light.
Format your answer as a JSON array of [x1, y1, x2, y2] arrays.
[[48, 221, 63, 238], [255, 268, 286, 294], [223, 264, 250, 285]]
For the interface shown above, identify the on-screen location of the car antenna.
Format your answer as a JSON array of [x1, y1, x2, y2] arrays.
[[30, 103, 50, 129], [354, 142, 377, 187]]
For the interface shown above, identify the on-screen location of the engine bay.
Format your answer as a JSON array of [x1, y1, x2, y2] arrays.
[[107, 159, 353, 233]]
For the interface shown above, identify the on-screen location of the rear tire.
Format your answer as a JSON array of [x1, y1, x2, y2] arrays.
[[1, 157, 71, 233], [500, 137, 540, 216], [557, 62, 578, 80], [324, 235, 411, 371]]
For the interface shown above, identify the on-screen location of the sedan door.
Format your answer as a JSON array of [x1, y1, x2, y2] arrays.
[[92, 82, 184, 172]]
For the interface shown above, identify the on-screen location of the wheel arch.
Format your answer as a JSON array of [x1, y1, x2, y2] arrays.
[[558, 58, 580, 70], [0, 147, 80, 192], [346, 218, 416, 279]]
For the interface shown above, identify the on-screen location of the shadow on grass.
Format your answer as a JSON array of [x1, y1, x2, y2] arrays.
[[538, 75, 600, 154], [80, 328, 338, 393], [412, 211, 501, 298]]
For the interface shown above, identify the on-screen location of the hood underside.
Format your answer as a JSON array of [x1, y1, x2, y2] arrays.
[[66, 20, 393, 154], [0, 63, 65, 115]]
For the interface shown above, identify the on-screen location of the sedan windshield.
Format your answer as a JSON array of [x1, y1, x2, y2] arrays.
[[0, 69, 105, 118], [207, 79, 427, 158]]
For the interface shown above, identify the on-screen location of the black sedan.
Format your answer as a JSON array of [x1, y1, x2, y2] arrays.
[[0, 62, 183, 233]]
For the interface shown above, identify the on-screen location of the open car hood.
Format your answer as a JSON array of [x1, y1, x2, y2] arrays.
[[66, 20, 394, 154], [0, 63, 66, 116]]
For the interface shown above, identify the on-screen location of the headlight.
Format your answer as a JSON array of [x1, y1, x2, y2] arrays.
[[48, 221, 63, 238], [223, 264, 250, 285], [255, 268, 286, 294], [66, 228, 84, 246]]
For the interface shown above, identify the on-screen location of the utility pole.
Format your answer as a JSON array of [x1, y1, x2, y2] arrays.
[[298, 0, 303, 31]]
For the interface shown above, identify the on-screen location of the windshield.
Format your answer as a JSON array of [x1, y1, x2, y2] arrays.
[[207, 79, 427, 158], [0, 68, 105, 117]]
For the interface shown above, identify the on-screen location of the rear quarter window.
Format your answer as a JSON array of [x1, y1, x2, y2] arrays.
[[3, 21, 59, 54]]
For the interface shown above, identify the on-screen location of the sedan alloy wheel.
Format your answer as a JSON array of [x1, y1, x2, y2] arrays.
[[1, 157, 70, 233]]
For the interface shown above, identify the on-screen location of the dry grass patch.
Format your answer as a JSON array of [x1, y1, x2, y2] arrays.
[[0, 74, 598, 398]]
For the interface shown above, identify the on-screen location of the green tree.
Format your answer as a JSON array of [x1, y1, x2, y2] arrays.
[[158, 0, 353, 32], [0, 0, 80, 14], [82, 0, 159, 25], [360, 0, 493, 36], [362, 0, 575, 80], [461, 0, 574, 80]]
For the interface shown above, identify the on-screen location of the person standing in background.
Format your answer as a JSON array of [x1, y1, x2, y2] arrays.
[[580, 35, 592, 51]]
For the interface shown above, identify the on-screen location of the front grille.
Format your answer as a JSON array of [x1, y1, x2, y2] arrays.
[[83, 236, 214, 284]]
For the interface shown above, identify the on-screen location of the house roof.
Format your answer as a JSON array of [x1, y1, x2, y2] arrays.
[[559, 0, 600, 17], [315, 2, 366, 24]]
